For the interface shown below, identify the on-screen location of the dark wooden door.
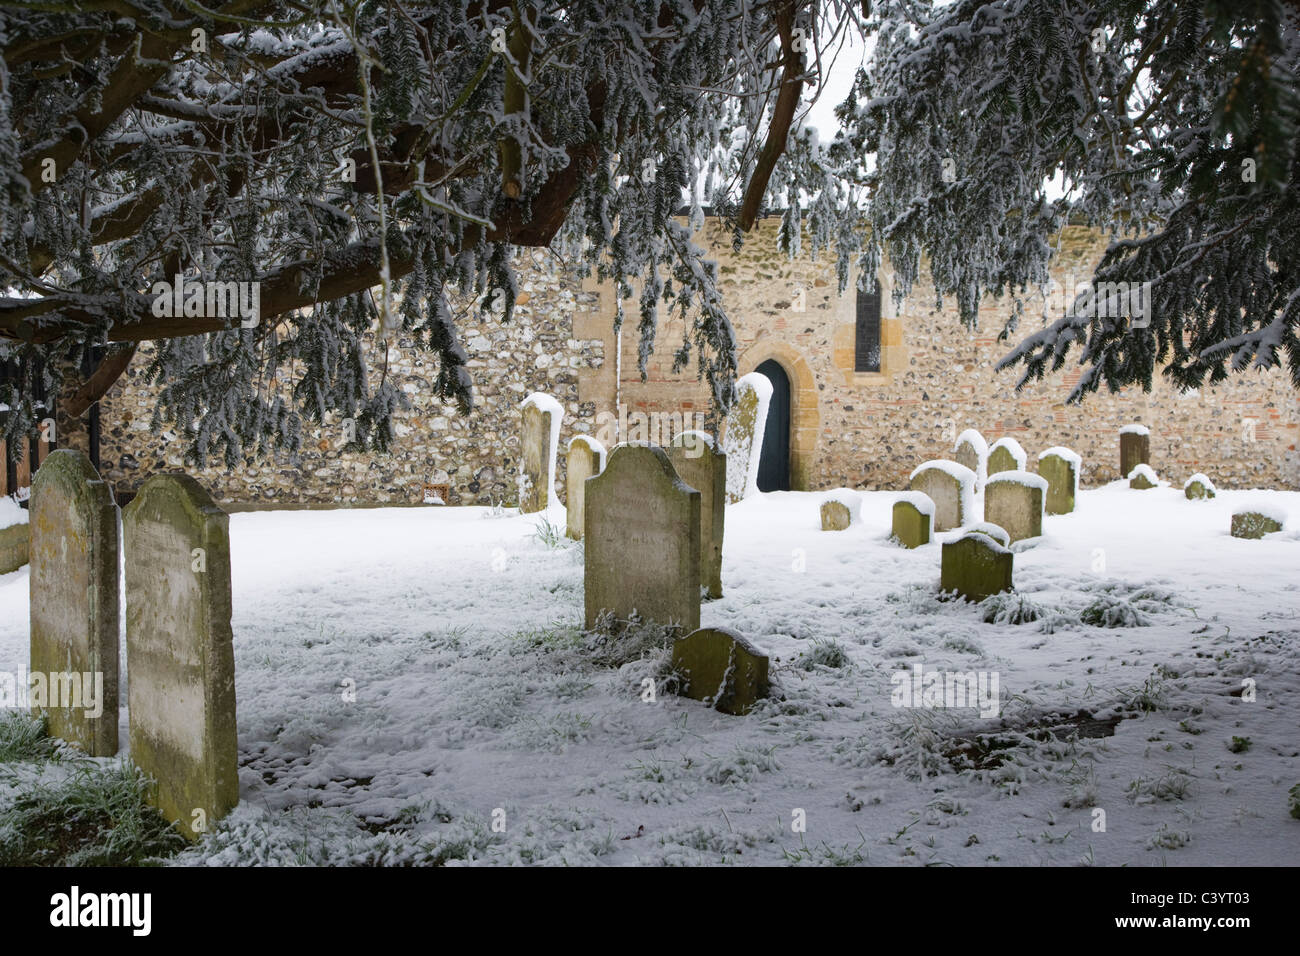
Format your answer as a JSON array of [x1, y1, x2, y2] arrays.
[[755, 359, 790, 492]]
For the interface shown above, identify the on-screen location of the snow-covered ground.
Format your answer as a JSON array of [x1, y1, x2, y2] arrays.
[[2, 482, 1298, 865]]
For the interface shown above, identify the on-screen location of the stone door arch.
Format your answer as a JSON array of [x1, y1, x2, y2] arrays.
[[738, 341, 819, 491]]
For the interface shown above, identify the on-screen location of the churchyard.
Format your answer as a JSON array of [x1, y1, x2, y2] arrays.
[[1, 390, 1298, 866]]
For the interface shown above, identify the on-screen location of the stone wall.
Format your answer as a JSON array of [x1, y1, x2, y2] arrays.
[[97, 220, 1300, 504], [579, 219, 1300, 492]]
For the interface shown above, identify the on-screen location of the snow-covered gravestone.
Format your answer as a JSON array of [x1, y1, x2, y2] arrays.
[[908, 460, 976, 532], [670, 626, 770, 716], [891, 492, 933, 549], [1037, 447, 1080, 515], [0, 495, 28, 574], [1128, 463, 1158, 490], [986, 437, 1027, 477], [819, 488, 861, 531], [123, 475, 237, 841], [667, 431, 726, 599], [1119, 423, 1150, 480], [1230, 503, 1286, 539], [1184, 473, 1216, 500], [565, 435, 606, 540], [28, 450, 120, 756], [519, 392, 562, 514], [584, 444, 700, 634], [953, 429, 989, 491], [983, 471, 1047, 544], [940, 531, 1013, 603], [722, 372, 772, 504]]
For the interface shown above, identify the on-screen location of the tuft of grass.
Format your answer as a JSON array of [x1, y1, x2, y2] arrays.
[[0, 761, 188, 866], [1228, 736, 1252, 754], [1289, 784, 1300, 821], [799, 639, 851, 670], [532, 516, 567, 549], [980, 592, 1042, 625], [0, 713, 61, 763]]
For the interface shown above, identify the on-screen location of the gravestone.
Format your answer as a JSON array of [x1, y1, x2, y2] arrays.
[[28, 449, 120, 756], [565, 435, 606, 540], [722, 372, 772, 503], [667, 431, 726, 599], [953, 429, 989, 491], [584, 444, 700, 633], [962, 522, 1011, 548], [519, 392, 562, 513], [671, 626, 770, 716], [983, 472, 1046, 543], [0, 522, 28, 574], [1128, 464, 1158, 490], [940, 532, 1014, 602], [1120, 424, 1150, 479], [987, 437, 1027, 477], [1230, 508, 1285, 539], [818, 489, 861, 531], [908, 461, 976, 532], [891, 492, 933, 548], [1037, 447, 1079, 515], [123, 475, 237, 841], [1184, 473, 1216, 500]]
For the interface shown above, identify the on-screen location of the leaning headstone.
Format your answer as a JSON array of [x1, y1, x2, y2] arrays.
[[584, 444, 700, 633], [1184, 473, 1216, 500], [953, 429, 989, 491], [940, 531, 1014, 602], [983, 472, 1047, 544], [28, 449, 119, 756], [987, 437, 1027, 477], [667, 430, 726, 599], [1128, 464, 1158, 490], [722, 372, 773, 503], [1119, 423, 1150, 479], [891, 492, 933, 548], [565, 435, 606, 540], [818, 488, 861, 531], [671, 626, 770, 716], [1037, 447, 1080, 515], [1230, 505, 1286, 539], [519, 392, 563, 513], [908, 460, 976, 532], [123, 474, 237, 841]]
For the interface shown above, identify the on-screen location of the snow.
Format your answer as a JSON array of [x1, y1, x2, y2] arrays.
[[520, 392, 564, 509], [950, 528, 1012, 555], [0, 497, 27, 530], [1184, 473, 1216, 494], [2, 483, 1300, 866], [1235, 500, 1288, 525], [1119, 423, 1151, 436], [909, 460, 977, 526], [568, 434, 607, 473], [818, 488, 862, 524], [954, 521, 1010, 548], [724, 373, 773, 501], [1128, 463, 1159, 483], [674, 429, 715, 452], [895, 491, 935, 517], [985, 470, 1048, 492], [989, 437, 1027, 471]]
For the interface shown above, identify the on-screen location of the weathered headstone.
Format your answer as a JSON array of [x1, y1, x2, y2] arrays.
[[565, 435, 606, 540], [28, 450, 120, 756], [891, 492, 933, 548], [1128, 463, 1158, 490], [584, 444, 700, 633], [722, 372, 773, 503], [1120, 423, 1150, 479], [818, 488, 861, 531], [908, 461, 976, 532], [0, 521, 28, 574], [962, 522, 1011, 548], [953, 429, 989, 491], [519, 392, 562, 513], [123, 474, 237, 841], [667, 431, 726, 599], [1184, 473, 1216, 500], [1230, 507, 1285, 539], [983, 472, 1046, 544], [1037, 447, 1080, 515], [670, 626, 770, 716], [987, 437, 1027, 477], [940, 532, 1014, 602]]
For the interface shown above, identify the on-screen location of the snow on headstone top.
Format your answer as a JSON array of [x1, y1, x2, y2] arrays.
[[960, 521, 1011, 548], [953, 428, 989, 489], [988, 437, 1028, 471], [1237, 499, 1288, 524], [953, 429, 989, 457], [568, 433, 607, 471], [0, 496, 28, 530], [985, 470, 1048, 492], [520, 392, 564, 510], [895, 490, 936, 516], [1119, 423, 1150, 436], [723, 372, 773, 503], [1183, 472, 1215, 492], [1127, 463, 1158, 483], [1038, 445, 1082, 469], [952, 528, 1012, 555], [819, 487, 863, 509]]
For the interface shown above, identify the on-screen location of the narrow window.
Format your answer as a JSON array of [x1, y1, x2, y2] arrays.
[[855, 281, 882, 372]]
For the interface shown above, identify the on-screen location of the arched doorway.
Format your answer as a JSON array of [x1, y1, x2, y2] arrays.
[[755, 358, 791, 491]]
